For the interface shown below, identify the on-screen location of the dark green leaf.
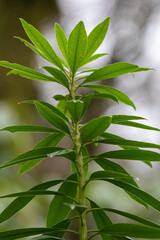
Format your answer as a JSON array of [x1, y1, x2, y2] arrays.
[[83, 84, 136, 109], [81, 93, 94, 117], [20, 19, 63, 70], [81, 116, 112, 144], [84, 17, 110, 60], [0, 125, 60, 133], [47, 174, 77, 227], [93, 93, 118, 103], [67, 100, 84, 122], [19, 132, 65, 174], [0, 179, 62, 223], [83, 62, 139, 84], [99, 149, 160, 162], [0, 61, 59, 82], [89, 170, 133, 182], [112, 115, 145, 123], [116, 121, 160, 132], [55, 23, 68, 63], [43, 66, 69, 89], [100, 223, 160, 238], [68, 21, 87, 75]]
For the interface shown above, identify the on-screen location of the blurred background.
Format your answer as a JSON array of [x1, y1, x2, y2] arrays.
[[0, 0, 160, 239]]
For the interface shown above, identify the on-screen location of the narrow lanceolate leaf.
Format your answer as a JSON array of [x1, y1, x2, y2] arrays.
[[47, 174, 77, 227], [90, 200, 114, 240], [83, 85, 136, 109], [55, 23, 68, 62], [81, 93, 94, 117], [43, 66, 69, 89], [89, 170, 133, 182], [99, 149, 160, 162], [111, 115, 145, 123], [93, 93, 118, 103], [81, 116, 112, 144], [67, 100, 84, 122], [0, 61, 59, 82], [83, 62, 140, 84], [107, 179, 160, 212], [35, 102, 70, 135], [0, 179, 62, 223], [20, 19, 63, 70], [102, 208, 160, 229], [100, 223, 160, 238], [84, 17, 110, 60], [116, 120, 160, 132], [95, 138, 160, 149], [0, 227, 66, 240], [95, 158, 148, 209], [0, 147, 75, 169], [0, 125, 60, 133], [68, 21, 87, 75], [82, 53, 108, 66], [19, 132, 65, 174]]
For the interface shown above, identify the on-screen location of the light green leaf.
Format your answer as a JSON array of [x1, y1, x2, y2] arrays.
[[117, 121, 160, 132], [81, 116, 112, 144], [93, 93, 118, 103], [0, 147, 75, 169], [0, 179, 62, 223], [99, 149, 160, 162], [100, 223, 160, 238], [89, 170, 133, 182], [83, 62, 140, 84], [19, 132, 65, 174], [0, 61, 59, 82], [47, 174, 77, 227], [112, 115, 145, 123], [68, 21, 87, 75], [67, 100, 84, 122], [84, 17, 110, 60], [83, 84, 136, 109], [82, 53, 109, 66], [81, 93, 94, 118], [0, 125, 60, 133], [55, 23, 68, 62], [43, 66, 69, 89], [20, 18, 63, 70]]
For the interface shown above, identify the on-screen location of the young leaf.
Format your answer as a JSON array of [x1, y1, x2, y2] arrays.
[[0, 61, 59, 82], [68, 21, 87, 75], [83, 84, 136, 109], [81, 116, 112, 144], [20, 19, 63, 70], [67, 100, 84, 122], [83, 62, 140, 84], [55, 23, 68, 62], [82, 53, 109, 66], [19, 132, 65, 174], [100, 223, 160, 238], [99, 149, 160, 162], [0, 125, 60, 133], [43, 66, 69, 89], [84, 17, 110, 60], [0, 179, 63, 223], [46, 174, 77, 227]]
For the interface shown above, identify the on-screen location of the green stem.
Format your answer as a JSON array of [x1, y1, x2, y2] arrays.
[[70, 74, 87, 240]]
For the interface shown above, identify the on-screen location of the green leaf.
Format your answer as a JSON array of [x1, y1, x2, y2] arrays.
[[47, 174, 77, 227], [95, 138, 160, 149], [100, 223, 160, 238], [19, 132, 65, 174], [35, 102, 70, 135], [0, 61, 59, 82], [67, 100, 84, 122], [82, 53, 109, 66], [116, 121, 160, 132], [99, 149, 160, 162], [83, 84, 136, 109], [0, 179, 62, 223], [31, 236, 63, 240], [20, 18, 63, 70], [89, 170, 133, 182], [81, 116, 112, 144], [43, 66, 69, 89], [0, 147, 75, 169], [83, 62, 140, 84], [106, 179, 160, 212], [68, 21, 87, 75], [111, 115, 145, 123], [81, 93, 94, 117], [90, 200, 114, 240], [84, 17, 110, 60], [93, 93, 118, 103], [55, 23, 68, 63], [0, 125, 60, 133]]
